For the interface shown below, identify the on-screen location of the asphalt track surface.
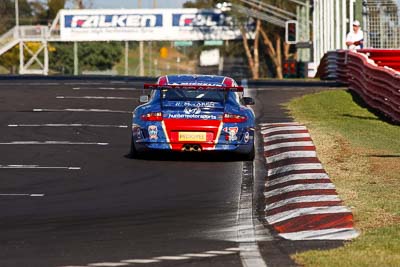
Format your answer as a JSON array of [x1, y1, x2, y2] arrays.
[[0, 78, 341, 267]]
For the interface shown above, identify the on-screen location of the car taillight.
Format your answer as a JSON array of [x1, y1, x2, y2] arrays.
[[141, 112, 163, 121], [223, 113, 247, 123]]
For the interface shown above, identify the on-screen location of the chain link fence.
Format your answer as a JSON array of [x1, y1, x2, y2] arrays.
[[365, 0, 400, 48]]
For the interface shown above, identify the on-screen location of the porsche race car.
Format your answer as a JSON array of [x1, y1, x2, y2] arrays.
[[130, 74, 255, 160]]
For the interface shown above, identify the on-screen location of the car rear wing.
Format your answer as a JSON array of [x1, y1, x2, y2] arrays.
[[144, 84, 244, 92]]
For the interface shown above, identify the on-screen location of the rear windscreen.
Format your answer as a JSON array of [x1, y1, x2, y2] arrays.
[[161, 89, 226, 102]]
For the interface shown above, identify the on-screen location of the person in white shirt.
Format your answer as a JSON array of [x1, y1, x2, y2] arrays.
[[346, 20, 364, 50]]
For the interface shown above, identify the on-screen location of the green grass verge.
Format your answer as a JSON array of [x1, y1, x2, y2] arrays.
[[286, 89, 400, 267]]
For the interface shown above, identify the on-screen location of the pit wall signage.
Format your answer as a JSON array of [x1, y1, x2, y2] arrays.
[[59, 8, 253, 41]]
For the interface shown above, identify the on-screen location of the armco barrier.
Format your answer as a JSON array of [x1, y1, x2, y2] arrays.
[[317, 49, 400, 124], [358, 49, 400, 72]]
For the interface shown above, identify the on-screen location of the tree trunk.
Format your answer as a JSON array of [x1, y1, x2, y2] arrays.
[[260, 27, 283, 79], [275, 34, 283, 79], [240, 20, 261, 79]]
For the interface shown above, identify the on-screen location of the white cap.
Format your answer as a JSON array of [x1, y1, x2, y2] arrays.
[[353, 20, 360, 26]]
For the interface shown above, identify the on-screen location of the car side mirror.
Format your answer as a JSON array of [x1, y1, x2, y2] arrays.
[[243, 97, 255, 105], [139, 95, 149, 103]]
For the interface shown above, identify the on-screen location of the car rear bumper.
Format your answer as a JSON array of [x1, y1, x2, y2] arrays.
[[135, 141, 254, 154]]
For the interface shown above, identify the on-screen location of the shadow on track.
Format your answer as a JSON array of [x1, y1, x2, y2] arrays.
[[124, 151, 250, 162]]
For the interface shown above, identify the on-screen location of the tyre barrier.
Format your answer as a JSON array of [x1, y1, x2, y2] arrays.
[[260, 122, 359, 240], [316, 49, 400, 124]]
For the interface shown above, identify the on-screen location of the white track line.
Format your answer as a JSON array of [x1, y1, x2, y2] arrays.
[[0, 194, 45, 197], [88, 263, 128, 267], [266, 151, 317, 163], [265, 195, 341, 211], [65, 82, 103, 85], [0, 165, 80, 170], [264, 141, 315, 151], [261, 126, 307, 134], [73, 87, 134, 91], [279, 228, 360, 240], [265, 183, 335, 198], [8, 124, 128, 128], [56, 96, 138, 100], [266, 206, 351, 224], [180, 253, 217, 258], [33, 109, 131, 114], [204, 250, 237, 255], [264, 133, 311, 142], [0, 141, 108, 145], [238, 162, 268, 267], [268, 163, 324, 176], [266, 173, 330, 187], [152, 256, 190, 260], [121, 259, 160, 263]]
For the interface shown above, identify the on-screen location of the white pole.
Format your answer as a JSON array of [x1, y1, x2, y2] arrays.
[[15, 0, 19, 28], [125, 41, 129, 76], [313, 0, 319, 63], [336, 0, 341, 49], [319, 0, 323, 60], [327, 0, 331, 51], [139, 41, 144, 76], [330, 0, 335, 50], [74, 42, 78, 75], [44, 41, 49, 75], [323, 0, 328, 54], [349, 0, 354, 30], [19, 41, 24, 74], [342, 0, 347, 49]]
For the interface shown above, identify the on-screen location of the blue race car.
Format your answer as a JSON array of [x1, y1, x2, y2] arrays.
[[130, 74, 255, 160]]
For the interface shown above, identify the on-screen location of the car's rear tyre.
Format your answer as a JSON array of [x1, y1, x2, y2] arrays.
[[240, 143, 255, 161], [129, 138, 140, 159]]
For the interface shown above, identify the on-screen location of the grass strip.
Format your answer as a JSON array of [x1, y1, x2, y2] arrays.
[[286, 89, 400, 267]]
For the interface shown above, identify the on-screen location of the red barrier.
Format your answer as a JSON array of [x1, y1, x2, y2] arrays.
[[316, 49, 400, 123], [358, 49, 400, 72]]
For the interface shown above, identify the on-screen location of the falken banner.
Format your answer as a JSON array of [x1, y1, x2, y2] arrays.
[[59, 9, 252, 41]]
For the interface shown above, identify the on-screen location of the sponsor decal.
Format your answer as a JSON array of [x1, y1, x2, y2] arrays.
[[170, 82, 222, 86], [184, 106, 201, 115], [167, 114, 217, 120], [175, 102, 217, 108], [64, 14, 163, 28], [148, 125, 158, 140], [172, 13, 232, 27], [244, 131, 250, 143], [224, 127, 238, 141]]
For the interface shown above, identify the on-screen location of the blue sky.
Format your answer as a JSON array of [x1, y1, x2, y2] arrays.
[[82, 0, 189, 9]]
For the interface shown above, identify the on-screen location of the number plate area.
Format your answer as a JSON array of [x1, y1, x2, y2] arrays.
[[178, 132, 207, 142], [169, 131, 214, 143]]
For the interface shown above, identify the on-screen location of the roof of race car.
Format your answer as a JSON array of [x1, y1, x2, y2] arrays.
[[159, 75, 237, 87]]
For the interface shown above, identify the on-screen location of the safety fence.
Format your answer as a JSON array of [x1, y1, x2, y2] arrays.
[[316, 49, 400, 124]]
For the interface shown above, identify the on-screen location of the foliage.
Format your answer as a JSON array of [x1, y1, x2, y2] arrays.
[[0, 0, 34, 34], [183, 0, 221, 8], [50, 42, 123, 74], [0, 42, 56, 73]]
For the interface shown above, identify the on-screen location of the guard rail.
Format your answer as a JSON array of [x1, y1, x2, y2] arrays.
[[316, 49, 400, 123]]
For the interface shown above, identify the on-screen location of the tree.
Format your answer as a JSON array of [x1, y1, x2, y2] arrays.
[[232, 0, 298, 79], [50, 42, 123, 74], [0, 0, 35, 34], [0, 42, 53, 74], [183, 0, 219, 8], [240, 19, 261, 79]]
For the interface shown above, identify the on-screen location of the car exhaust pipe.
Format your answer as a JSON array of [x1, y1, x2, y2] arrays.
[[182, 144, 191, 152], [192, 145, 201, 152], [182, 144, 202, 152]]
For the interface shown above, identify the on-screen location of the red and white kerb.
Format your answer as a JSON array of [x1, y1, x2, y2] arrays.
[[261, 122, 359, 240]]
